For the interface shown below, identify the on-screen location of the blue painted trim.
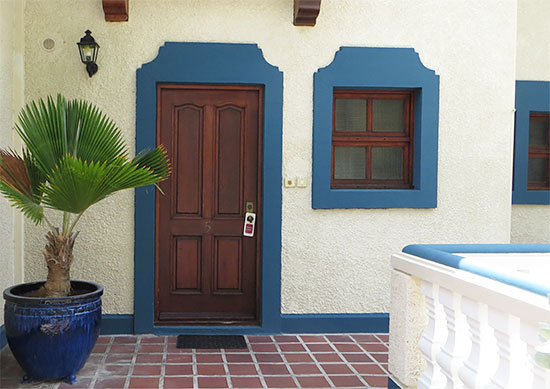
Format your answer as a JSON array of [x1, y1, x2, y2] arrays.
[[312, 47, 439, 209], [0, 325, 6, 350], [135, 42, 283, 334], [101, 314, 134, 335], [388, 377, 403, 388], [403, 244, 550, 296], [281, 314, 389, 334], [513, 81, 550, 205]]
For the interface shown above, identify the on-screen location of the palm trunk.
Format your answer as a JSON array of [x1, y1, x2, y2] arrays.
[[37, 231, 79, 297]]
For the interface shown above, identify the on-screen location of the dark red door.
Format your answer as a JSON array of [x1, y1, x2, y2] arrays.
[[156, 85, 262, 325]]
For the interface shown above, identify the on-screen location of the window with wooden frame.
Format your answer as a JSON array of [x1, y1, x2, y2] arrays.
[[527, 112, 550, 190], [331, 90, 414, 189]]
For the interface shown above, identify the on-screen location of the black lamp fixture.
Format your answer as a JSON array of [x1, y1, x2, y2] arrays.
[[77, 30, 100, 77]]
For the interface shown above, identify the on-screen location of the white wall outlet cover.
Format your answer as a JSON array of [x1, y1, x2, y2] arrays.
[[297, 178, 308, 187], [284, 177, 296, 187]]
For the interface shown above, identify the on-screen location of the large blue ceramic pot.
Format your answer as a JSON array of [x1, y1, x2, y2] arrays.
[[3, 280, 103, 384]]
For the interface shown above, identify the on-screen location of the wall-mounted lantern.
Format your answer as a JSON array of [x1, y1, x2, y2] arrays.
[[77, 30, 100, 77]]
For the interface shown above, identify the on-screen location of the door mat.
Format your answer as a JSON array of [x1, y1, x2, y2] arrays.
[[176, 335, 247, 349]]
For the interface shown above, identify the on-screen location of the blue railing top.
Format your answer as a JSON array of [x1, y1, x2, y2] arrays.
[[402, 244, 550, 297]]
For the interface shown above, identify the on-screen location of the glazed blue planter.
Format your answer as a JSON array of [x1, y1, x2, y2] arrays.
[[3, 280, 103, 384]]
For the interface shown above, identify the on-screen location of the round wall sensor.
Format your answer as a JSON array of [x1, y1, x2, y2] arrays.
[[42, 38, 55, 51]]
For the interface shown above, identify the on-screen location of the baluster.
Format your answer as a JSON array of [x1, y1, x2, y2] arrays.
[[418, 280, 447, 389], [520, 320, 550, 388], [458, 297, 497, 388], [436, 287, 470, 389], [487, 308, 526, 389]]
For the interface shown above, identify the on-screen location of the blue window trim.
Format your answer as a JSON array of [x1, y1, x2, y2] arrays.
[[312, 47, 439, 209], [135, 42, 283, 334], [513, 81, 550, 205]]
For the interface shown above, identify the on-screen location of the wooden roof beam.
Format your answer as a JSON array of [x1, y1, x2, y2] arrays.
[[293, 0, 321, 26], [102, 0, 128, 22]]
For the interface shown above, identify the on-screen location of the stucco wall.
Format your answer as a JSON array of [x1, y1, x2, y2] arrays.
[[511, 0, 550, 244], [0, 0, 25, 327], [23, 0, 517, 315]]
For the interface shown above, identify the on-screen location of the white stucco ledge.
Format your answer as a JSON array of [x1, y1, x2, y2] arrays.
[[389, 244, 550, 388]]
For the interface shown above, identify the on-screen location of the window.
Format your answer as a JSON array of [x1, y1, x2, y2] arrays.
[[331, 90, 414, 189], [312, 47, 439, 209], [512, 81, 550, 205], [527, 113, 550, 190]]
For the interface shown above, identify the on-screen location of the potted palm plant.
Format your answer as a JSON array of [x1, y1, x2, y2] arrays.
[[0, 95, 170, 384]]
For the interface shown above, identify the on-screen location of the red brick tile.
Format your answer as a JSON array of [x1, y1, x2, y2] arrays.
[[227, 363, 258, 375], [197, 377, 228, 388], [138, 344, 164, 353], [352, 363, 386, 375], [290, 363, 322, 375], [326, 334, 353, 343], [166, 354, 193, 364], [167, 344, 193, 353], [106, 354, 134, 364], [359, 342, 388, 352], [92, 344, 108, 353], [230, 376, 263, 388], [131, 364, 161, 376], [140, 336, 165, 344], [197, 364, 226, 375], [225, 353, 253, 363], [224, 348, 250, 353], [284, 353, 314, 363], [104, 364, 131, 376], [196, 353, 223, 363], [77, 363, 100, 376], [136, 354, 164, 364], [313, 353, 343, 362], [333, 343, 362, 353], [273, 335, 299, 343], [377, 334, 389, 342], [259, 363, 289, 375], [113, 336, 138, 344], [255, 353, 283, 363], [129, 377, 160, 388], [251, 343, 278, 352], [110, 344, 136, 354], [321, 363, 353, 374], [87, 354, 104, 364], [278, 343, 306, 352], [329, 375, 365, 387], [196, 349, 221, 353], [165, 364, 193, 375], [351, 334, 380, 342], [247, 335, 273, 343], [306, 343, 334, 352], [299, 335, 326, 343], [363, 375, 389, 387], [371, 353, 388, 363], [96, 336, 111, 344], [163, 376, 194, 388], [167, 336, 178, 343], [297, 376, 331, 388], [343, 353, 375, 363], [94, 377, 127, 388], [264, 376, 297, 388], [0, 378, 22, 389]]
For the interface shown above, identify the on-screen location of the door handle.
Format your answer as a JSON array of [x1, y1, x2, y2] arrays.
[[246, 201, 254, 213]]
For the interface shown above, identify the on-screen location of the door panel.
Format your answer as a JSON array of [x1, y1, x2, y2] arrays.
[[156, 85, 262, 325]]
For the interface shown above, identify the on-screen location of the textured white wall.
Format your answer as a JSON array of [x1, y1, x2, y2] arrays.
[[22, 0, 517, 315], [0, 0, 25, 327], [511, 0, 550, 244]]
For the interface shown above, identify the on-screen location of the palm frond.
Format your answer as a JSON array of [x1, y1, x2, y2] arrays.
[[41, 154, 169, 214], [0, 149, 32, 197], [0, 181, 44, 224], [23, 149, 46, 199], [131, 145, 171, 181]]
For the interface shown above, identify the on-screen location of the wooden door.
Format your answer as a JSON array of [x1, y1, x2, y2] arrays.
[[156, 85, 262, 325]]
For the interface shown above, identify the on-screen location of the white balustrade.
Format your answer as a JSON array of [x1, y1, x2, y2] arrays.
[[390, 252, 550, 389]]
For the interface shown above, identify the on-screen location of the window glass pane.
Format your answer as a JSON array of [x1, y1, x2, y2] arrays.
[[372, 147, 403, 179], [335, 99, 367, 132], [334, 147, 366, 179], [528, 157, 548, 183], [372, 99, 404, 132], [529, 117, 549, 146]]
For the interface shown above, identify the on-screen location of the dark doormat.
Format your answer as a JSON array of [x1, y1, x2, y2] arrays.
[[176, 335, 247, 349]]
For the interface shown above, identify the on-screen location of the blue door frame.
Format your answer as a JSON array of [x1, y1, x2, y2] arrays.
[[134, 42, 283, 334]]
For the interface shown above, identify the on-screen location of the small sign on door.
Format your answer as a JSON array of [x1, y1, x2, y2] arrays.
[[243, 212, 256, 237]]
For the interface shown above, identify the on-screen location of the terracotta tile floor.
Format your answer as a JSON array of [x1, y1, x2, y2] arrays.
[[0, 333, 398, 388]]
